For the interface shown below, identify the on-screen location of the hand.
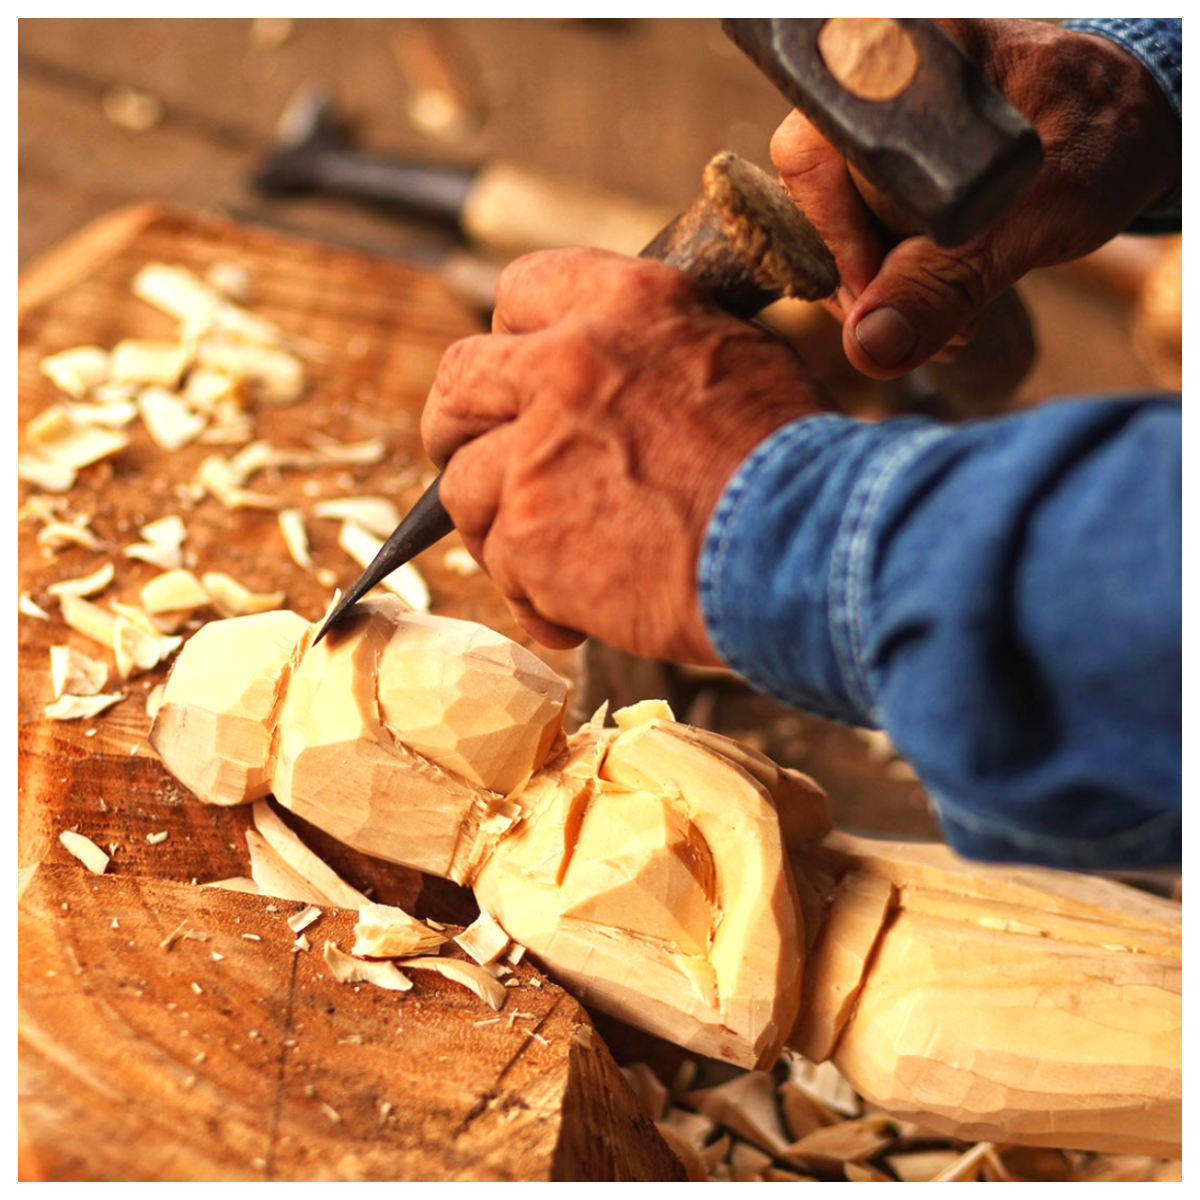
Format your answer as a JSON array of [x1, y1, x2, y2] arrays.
[[771, 19, 1181, 378], [421, 249, 830, 664]]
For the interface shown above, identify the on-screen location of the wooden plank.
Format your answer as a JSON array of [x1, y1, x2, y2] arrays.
[[19, 865, 684, 1181]]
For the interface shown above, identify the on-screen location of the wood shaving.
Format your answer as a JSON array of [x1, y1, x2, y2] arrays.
[[40, 346, 110, 397], [196, 339, 304, 404], [287, 905, 322, 933], [146, 831, 169, 845], [124, 515, 186, 570], [324, 940, 413, 992], [25, 406, 129, 469], [353, 902, 448, 958], [47, 562, 115, 600], [36, 521, 102, 552], [19, 593, 51, 620], [397, 956, 509, 1012], [339, 521, 431, 611], [59, 593, 119, 648], [18, 454, 76, 492], [250, 800, 370, 909], [58, 830, 110, 874], [205, 261, 253, 301], [453, 907, 511, 966], [138, 386, 208, 451], [62, 398, 140, 429], [41, 691, 122, 715], [278, 508, 313, 569], [145, 683, 166, 721], [311, 497, 399, 539], [49, 645, 108, 698], [139, 569, 210, 615], [109, 339, 191, 388], [200, 571, 285, 617]]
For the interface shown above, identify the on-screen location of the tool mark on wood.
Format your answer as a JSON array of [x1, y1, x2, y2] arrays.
[[451, 991, 567, 1140]]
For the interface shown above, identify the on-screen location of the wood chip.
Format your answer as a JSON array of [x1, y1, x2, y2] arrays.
[[138, 386, 207, 450], [196, 339, 304, 404], [200, 571, 286, 617], [339, 521, 431, 611], [443, 546, 481, 577], [26, 406, 129, 469], [101, 85, 163, 132], [59, 593, 119, 648], [140, 569, 210, 615], [58, 829, 111, 874], [399, 957, 509, 1011], [49, 645, 109, 698], [47, 562, 115, 600], [18, 454, 76, 492], [40, 346, 110, 397], [145, 683, 166, 721], [353, 902, 448, 958], [124, 515, 186, 570], [146, 831, 169, 845], [682, 1071, 792, 1158], [287, 905, 322, 933], [110, 339, 191, 387], [452, 908, 511, 966], [323, 941, 413, 992], [779, 1115, 893, 1168]]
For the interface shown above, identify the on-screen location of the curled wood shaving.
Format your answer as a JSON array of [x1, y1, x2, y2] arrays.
[[397, 957, 509, 1012], [47, 562, 115, 600], [353, 902, 448, 958], [323, 940, 413, 992], [338, 521, 430, 611], [58, 830, 110, 874], [50, 645, 108, 697], [278, 508, 313, 569], [36, 521, 102, 552], [196, 339, 304, 404], [311, 497, 399, 539], [251, 800, 370, 909], [44, 691, 125, 720], [19, 593, 51, 620]]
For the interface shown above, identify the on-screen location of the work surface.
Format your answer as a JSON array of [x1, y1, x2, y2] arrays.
[[18, 207, 687, 1182]]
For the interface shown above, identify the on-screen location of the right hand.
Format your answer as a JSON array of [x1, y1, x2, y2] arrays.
[[770, 19, 1181, 379]]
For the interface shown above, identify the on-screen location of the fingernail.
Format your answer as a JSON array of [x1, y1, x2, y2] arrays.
[[855, 307, 918, 369]]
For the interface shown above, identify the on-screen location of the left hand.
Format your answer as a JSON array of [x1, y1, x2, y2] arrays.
[[420, 248, 830, 664]]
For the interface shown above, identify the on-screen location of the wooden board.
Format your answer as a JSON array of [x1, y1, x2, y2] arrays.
[[17, 207, 678, 1181]]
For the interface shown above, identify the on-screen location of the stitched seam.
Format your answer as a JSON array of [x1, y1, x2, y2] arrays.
[[829, 427, 953, 716]]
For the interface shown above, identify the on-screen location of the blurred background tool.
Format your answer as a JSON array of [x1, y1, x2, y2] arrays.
[[255, 83, 673, 258]]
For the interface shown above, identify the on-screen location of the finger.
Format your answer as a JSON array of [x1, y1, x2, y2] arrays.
[[770, 110, 885, 301], [504, 596, 587, 651], [421, 333, 525, 468], [492, 248, 695, 334], [493, 248, 632, 334], [843, 238, 1007, 377]]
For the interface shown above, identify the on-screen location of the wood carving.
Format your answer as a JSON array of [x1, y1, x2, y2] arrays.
[[150, 596, 1182, 1156]]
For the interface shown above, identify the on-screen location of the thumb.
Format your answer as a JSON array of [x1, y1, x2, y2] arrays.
[[843, 238, 1009, 378]]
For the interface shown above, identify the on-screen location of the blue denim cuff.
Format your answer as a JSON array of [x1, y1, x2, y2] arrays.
[[1062, 18, 1182, 233], [699, 414, 948, 726]]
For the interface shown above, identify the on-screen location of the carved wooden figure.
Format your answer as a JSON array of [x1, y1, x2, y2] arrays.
[[150, 596, 1181, 1157]]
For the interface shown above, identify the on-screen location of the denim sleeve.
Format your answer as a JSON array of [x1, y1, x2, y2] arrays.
[[699, 401, 1181, 870], [1062, 18, 1182, 232]]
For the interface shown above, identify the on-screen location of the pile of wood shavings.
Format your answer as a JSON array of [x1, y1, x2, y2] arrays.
[[621, 1056, 1182, 1183]]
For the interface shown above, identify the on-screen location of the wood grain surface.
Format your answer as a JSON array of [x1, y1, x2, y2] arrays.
[[17, 206, 680, 1181]]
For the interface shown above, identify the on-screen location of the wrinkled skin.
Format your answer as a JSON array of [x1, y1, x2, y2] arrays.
[[771, 18, 1181, 376], [421, 18, 1179, 662], [422, 252, 829, 662]]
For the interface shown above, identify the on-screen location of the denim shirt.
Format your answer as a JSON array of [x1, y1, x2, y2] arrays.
[[698, 20, 1183, 870]]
